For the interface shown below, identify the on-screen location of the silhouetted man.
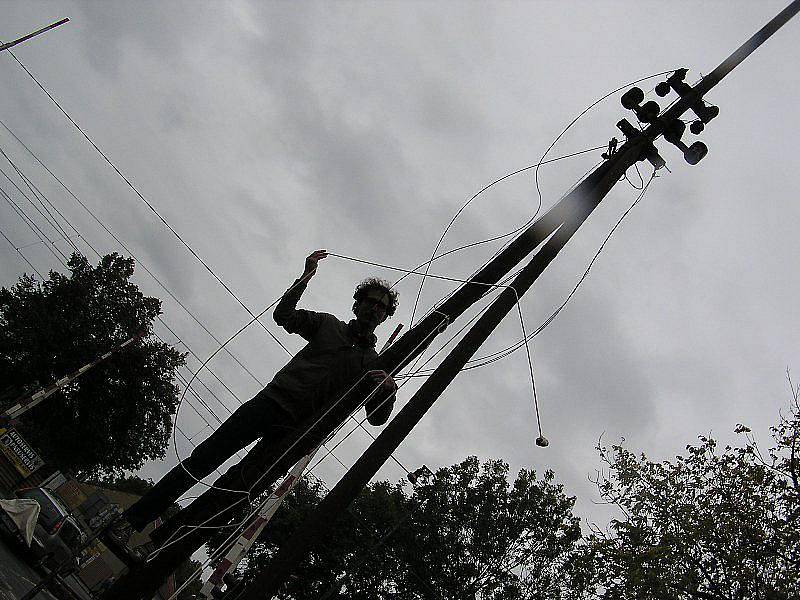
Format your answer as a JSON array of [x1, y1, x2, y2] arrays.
[[109, 249, 398, 548]]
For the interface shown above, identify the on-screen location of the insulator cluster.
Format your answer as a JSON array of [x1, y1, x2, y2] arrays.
[[614, 68, 720, 167]]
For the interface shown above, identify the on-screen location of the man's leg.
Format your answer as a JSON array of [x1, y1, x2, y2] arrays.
[[124, 394, 295, 531], [148, 424, 311, 546]]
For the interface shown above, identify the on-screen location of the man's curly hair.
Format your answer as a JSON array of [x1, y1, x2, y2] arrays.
[[352, 277, 399, 317]]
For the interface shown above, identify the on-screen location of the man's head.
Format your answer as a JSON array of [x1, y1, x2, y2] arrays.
[[352, 278, 399, 330]]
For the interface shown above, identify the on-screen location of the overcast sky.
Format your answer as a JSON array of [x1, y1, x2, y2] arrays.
[[2, 0, 799, 538]]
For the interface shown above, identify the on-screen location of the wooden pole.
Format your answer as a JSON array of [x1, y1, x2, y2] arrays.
[[238, 138, 646, 600]]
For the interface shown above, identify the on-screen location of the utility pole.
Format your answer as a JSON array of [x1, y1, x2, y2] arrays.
[[0, 19, 69, 53], [102, 3, 800, 599], [100, 122, 627, 600], [238, 2, 800, 598]]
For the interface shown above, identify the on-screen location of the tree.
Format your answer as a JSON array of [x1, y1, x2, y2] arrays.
[[0, 252, 186, 477], [569, 382, 800, 599], [87, 473, 156, 497], [209, 456, 582, 599]]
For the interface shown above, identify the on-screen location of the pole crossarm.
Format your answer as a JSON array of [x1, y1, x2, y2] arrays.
[[640, 0, 800, 145]]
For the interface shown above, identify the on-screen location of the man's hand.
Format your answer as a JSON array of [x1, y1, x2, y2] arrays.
[[367, 370, 396, 392], [303, 249, 328, 279]]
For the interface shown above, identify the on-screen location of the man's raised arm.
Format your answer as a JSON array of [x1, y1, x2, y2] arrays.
[[273, 250, 328, 341]]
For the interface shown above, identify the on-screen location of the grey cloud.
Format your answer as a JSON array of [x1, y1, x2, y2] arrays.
[[1, 0, 798, 541]]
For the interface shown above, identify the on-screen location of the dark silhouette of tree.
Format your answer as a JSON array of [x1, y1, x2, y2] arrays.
[[0, 252, 186, 477], [87, 473, 155, 497], [209, 456, 582, 599], [569, 383, 800, 600]]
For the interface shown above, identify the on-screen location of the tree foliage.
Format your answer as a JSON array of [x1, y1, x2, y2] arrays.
[[0, 252, 186, 477], [209, 456, 581, 600], [200, 390, 800, 600], [87, 473, 156, 497], [570, 384, 800, 599]]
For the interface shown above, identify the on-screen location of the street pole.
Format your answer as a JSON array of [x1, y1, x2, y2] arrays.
[[238, 2, 800, 597], [0, 19, 69, 53]]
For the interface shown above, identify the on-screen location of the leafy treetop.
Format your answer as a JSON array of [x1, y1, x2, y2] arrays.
[[0, 252, 186, 478]]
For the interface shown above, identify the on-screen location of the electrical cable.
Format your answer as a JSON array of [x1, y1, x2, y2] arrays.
[[0, 147, 81, 254], [0, 186, 55, 263], [398, 266, 526, 380], [5, 50, 294, 358], [397, 156, 604, 379], [384, 149, 606, 307], [14, 234, 79, 252], [0, 161, 73, 256], [0, 120, 273, 402], [408, 169, 659, 376], [0, 223, 44, 278], [0, 180, 68, 265], [314, 253, 545, 439], [406, 145, 604, 325], [407, 69, 678, 329]]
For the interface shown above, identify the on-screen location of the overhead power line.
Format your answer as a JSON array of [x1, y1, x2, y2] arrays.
[[4, 51, 292, 357], [0, 223, 44, 278], [0, 18, 69, 53], [0, 127, 271, 392]]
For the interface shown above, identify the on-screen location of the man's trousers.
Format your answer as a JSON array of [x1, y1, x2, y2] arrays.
[[124, 390, 299, 531]]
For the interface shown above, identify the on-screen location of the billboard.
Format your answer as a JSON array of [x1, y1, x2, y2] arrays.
[[0, 427, 44, 477]]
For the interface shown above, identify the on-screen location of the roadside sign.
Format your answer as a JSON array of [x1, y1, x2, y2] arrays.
[[0, 427, 44, 477]]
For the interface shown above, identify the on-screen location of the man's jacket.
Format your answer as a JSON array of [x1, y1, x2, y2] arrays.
[[268, 278, 395, 425]]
